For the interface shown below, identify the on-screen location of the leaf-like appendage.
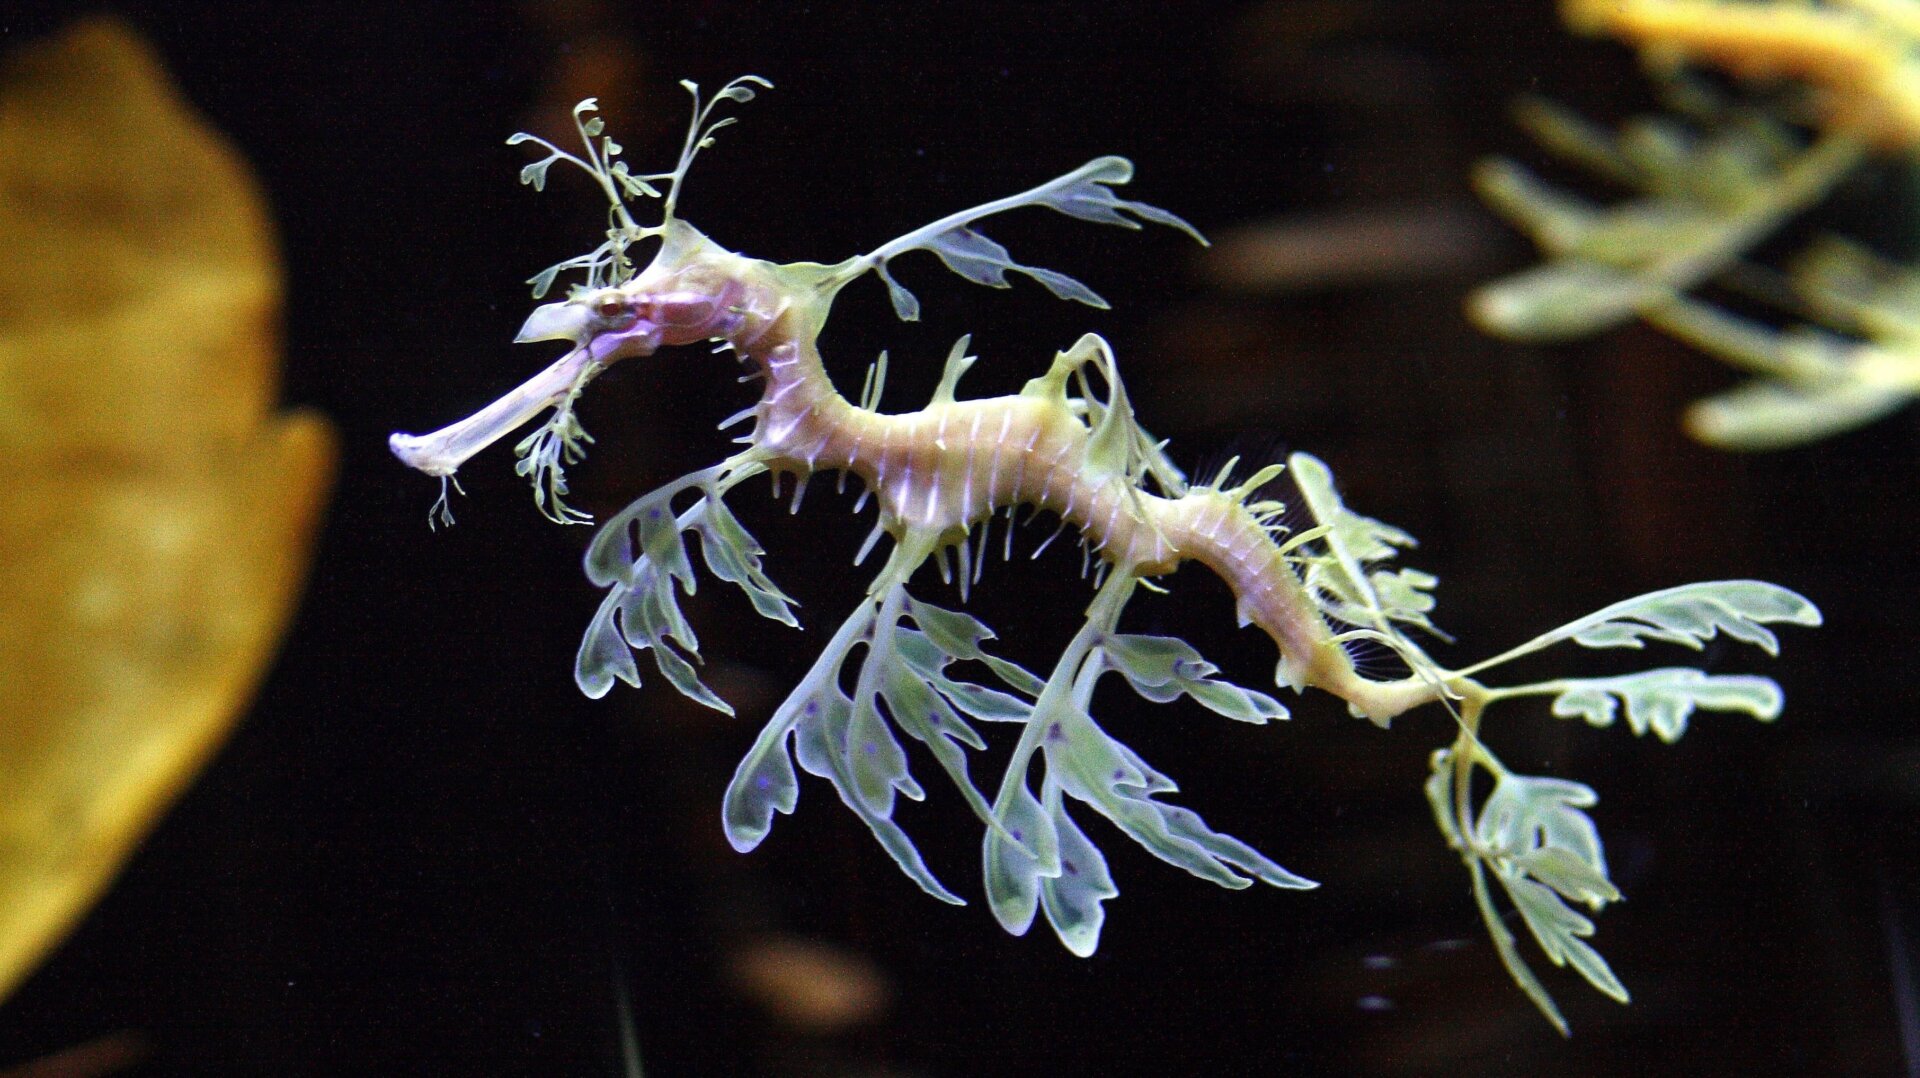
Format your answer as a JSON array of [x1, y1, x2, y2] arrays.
[[1473, 88, 1887, 452], [514, 397, 595, 525], [1548, 667, 1783, 742], [970, 559, 1301, 959], [1795, 234, 1920, 339], [896, 631, 1033, 723], [923, 226, 1108, 307], [875, 264, 921, 322], [573, 525, 728, 711], [1514, 847, 1618, 912], [721, 599, 879, 856], [1469, 772, 1629, 1007], [1038, 792, 1118, 957], [1565, 580, 1821, 654], [1474, 580, 1822, 677], [723, 702, 809, 852], [843, 685, 926, 817], [983, 780, 1059, 935], [882, 657, 990, 807], [1286, 452, 1443, 646], [576, 589, 642, 700], [1368, 567, 1442, 632], [848, 155, 1203, 322], [726, 601, 957, 903], [898, 630, 1036, 722], [506, 80, 770, 296], [1031, 156, 1207, 243], [694, 496, 798, 626], [727, 599, 961, 901], [791, 686, 962, 905], [1101, 633, 1289, 723], [1473, 156, 1607, 254], [904, 595, 995, 662], [1474, 775, 1608, 892], [924, 228, 1032, 288], [1686, 376, 1909, 450], [519, 157, 557, 192], [722, 590, 1047, 906], [1500, 872, 1630, 1004], [1424, 750, 1465, 851], [575, 463, 791, 709], [1471, 97, 1816, 344], [905, 595, 1046, 697], [1044, 704, 1314, 892], [1289, 452, 1416, 563], [888, 611, 1042, 832]]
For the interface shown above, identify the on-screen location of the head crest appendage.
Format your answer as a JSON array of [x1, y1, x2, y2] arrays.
[[508, 76, 772, 299]]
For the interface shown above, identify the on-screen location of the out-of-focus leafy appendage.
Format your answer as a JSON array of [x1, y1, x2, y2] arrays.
[[1473, 0, 1920, 448]]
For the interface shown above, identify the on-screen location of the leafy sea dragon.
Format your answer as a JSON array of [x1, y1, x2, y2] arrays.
[[390, 79, 1821, 1032]]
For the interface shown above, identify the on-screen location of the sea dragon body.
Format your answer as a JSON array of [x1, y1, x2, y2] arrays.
[[391, 81, 1820, 1033], [393, 211, 1428, 721]]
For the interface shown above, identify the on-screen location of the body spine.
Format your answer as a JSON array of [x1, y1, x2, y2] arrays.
[[719, 259, 1430, 721]]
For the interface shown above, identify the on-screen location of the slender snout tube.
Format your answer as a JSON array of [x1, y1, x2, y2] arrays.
[[388, 344, 601, 477], [390, 289, 678, 477]]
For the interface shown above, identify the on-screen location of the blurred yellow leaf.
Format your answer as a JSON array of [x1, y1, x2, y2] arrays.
[[0, 19, 334, 1002]]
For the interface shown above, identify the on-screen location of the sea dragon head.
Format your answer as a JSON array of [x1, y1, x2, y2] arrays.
[[511, 277, 732, 363], [388, 79, 769, 525]]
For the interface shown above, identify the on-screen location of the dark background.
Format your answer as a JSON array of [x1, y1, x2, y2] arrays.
[[2, 1, 1912, 1074]]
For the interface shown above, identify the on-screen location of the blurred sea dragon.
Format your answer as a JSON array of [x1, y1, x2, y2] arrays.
[[1475, 0, 1920, 449], [392, 78, 1818, 1032]]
